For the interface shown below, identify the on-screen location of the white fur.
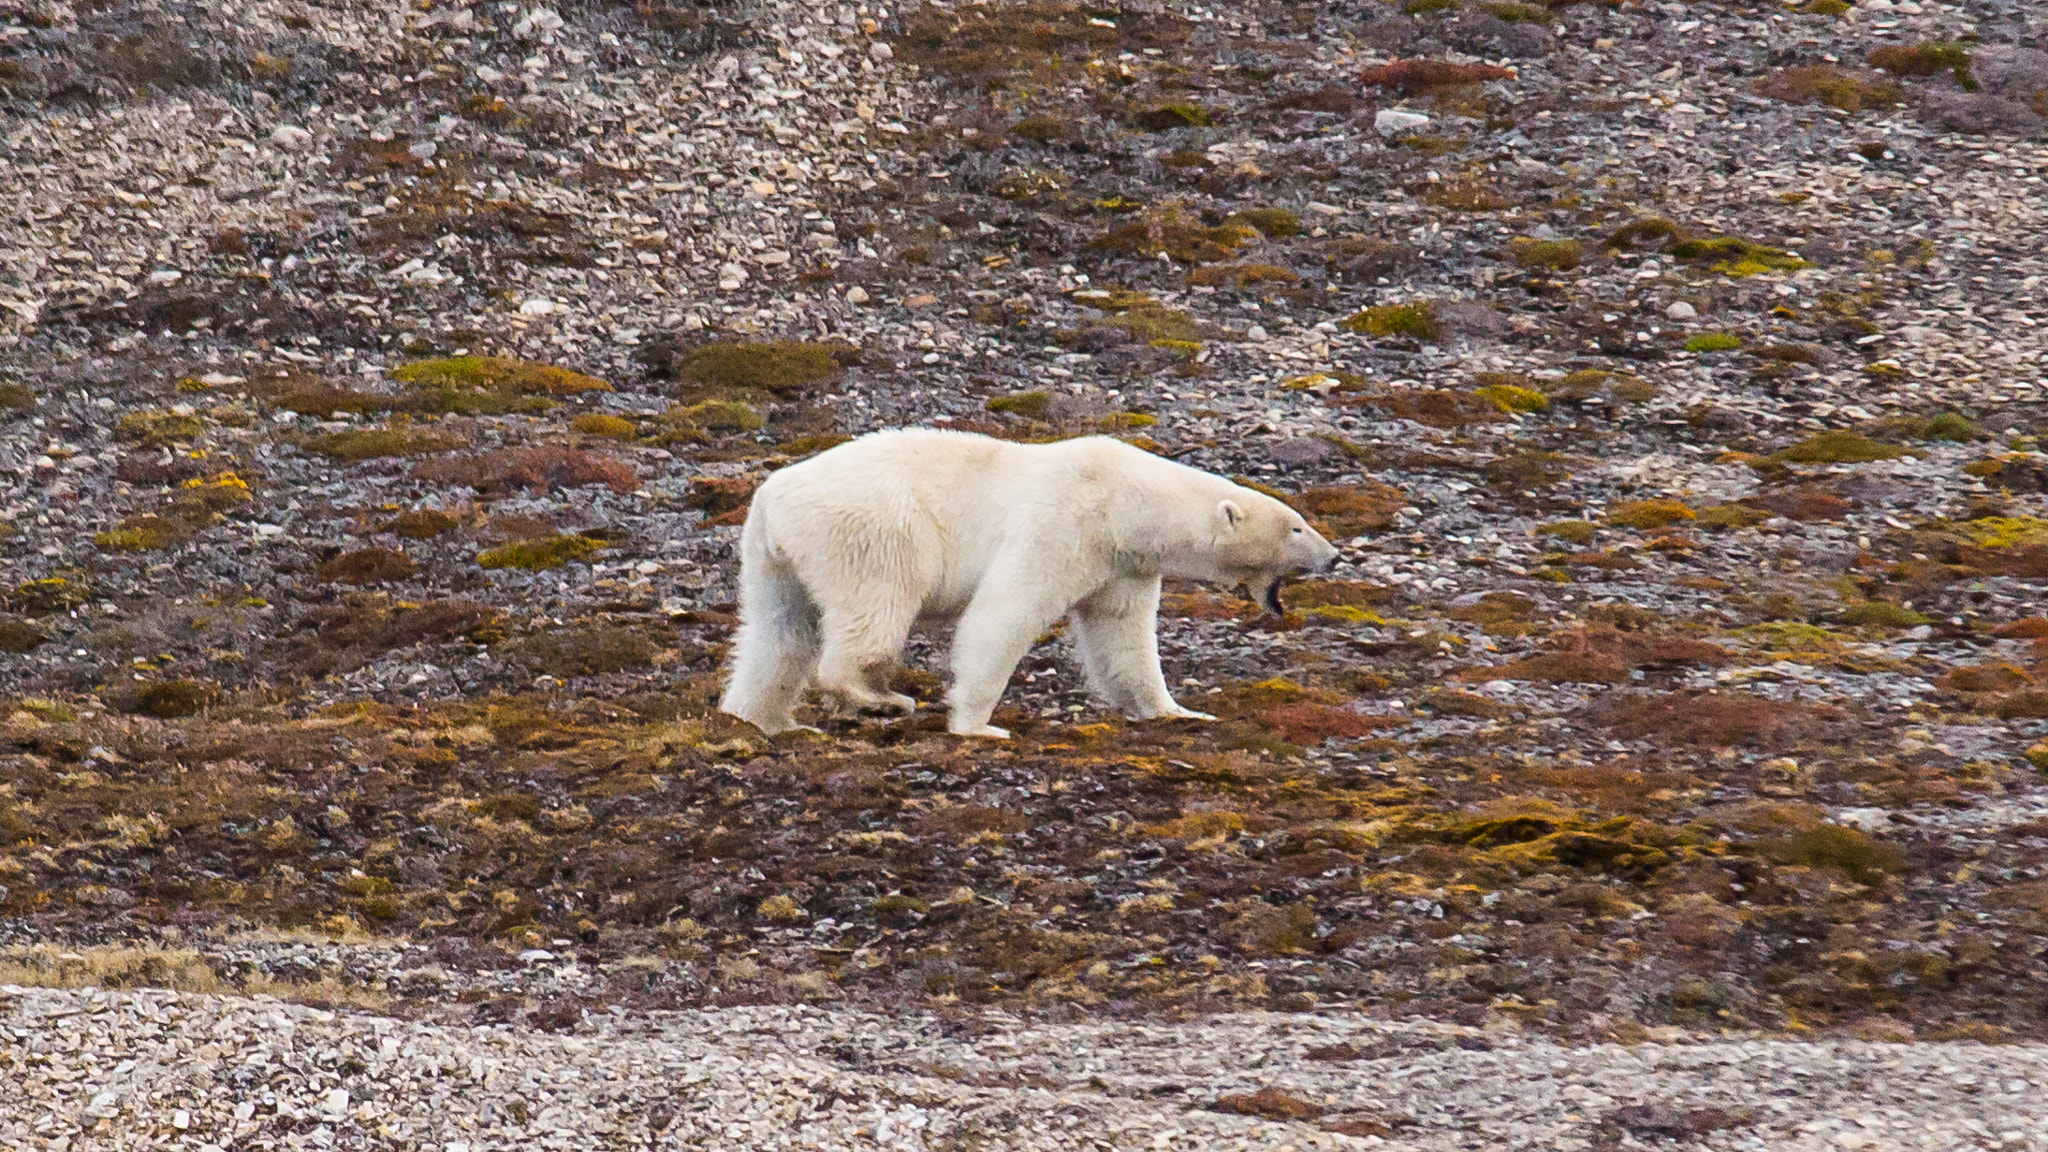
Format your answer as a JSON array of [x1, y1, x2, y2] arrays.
[[718, 429, 1339, 738]]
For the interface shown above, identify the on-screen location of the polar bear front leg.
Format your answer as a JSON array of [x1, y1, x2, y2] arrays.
[[1072, 575, 1215, 722], [946, 578, 1077, 738]]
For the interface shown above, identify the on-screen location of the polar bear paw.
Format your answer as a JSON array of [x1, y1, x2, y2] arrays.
[[951, 723, 1012, 739], [858, 692, 918, 717], [1164, 707, 1218, 722]]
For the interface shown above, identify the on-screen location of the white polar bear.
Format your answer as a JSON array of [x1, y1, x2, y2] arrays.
[[717, 428, 1339, 738]]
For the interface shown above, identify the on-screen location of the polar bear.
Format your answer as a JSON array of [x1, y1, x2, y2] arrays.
[[717, 429, 1339, 738]]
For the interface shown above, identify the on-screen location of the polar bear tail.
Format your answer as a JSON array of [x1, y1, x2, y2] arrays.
[[718, 496, 820, 734]]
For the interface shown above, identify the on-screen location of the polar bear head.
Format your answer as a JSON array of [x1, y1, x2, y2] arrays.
[[1203, 487, 1340, 614]]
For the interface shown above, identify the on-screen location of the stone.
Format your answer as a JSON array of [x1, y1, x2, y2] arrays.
[[1375, 109, 1430, 134]]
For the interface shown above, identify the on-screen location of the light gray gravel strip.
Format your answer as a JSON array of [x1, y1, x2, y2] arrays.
[[2, 986, 2042, 1150]]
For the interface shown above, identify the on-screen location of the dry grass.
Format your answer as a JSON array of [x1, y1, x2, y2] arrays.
[[0, 944, 393, 1011]]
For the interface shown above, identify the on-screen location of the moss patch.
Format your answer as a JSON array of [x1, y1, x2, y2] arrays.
[[1340, 303, 1440, 341], [571, 414, 639, 440], [389, 509, 462, 538], [987, 390, 1052, 417], [478, 533, 607, 570], [392, 355, 610, 397], [509, 628, 661, 677], [132, 680, 218, 719], [308, 424, 465, 462], [677, 341, 845, 397], [1474, 383, 1549, 414], [1771, 431, 1917, 465], [1608, 500, 1695, 531], [116, 411, 204, 447], [95, 515, 191, 553], [1755, 66, 1901, 113], [1869, 43, 1976, 89], [319, 548, 420, 584], [1225, 208, 1302, 238], [0, 619, 49, 653], [1359, 59, 1513, 95], [1685, 333, 1743, 353], [1136, 103, 1213, 131], [1511, 238, 1582, 271]]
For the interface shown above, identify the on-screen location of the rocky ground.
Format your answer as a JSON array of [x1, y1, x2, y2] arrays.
[[3, 0, 2048, 1141]]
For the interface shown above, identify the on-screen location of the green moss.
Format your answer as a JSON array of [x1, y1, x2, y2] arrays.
[[7, 577, 85, 616], [1010, 115, 1067, 143], [871, 894, 931, 921], [1301, 605, 1386, 625], [1685, 332, 1744, 353], [477, 533, 607, 571], [1482, 1, 1548, 18], [1607, 499, 1695, 530], [1096, 300, 1212, 345], [1603, 218, 1680, 252], [1136, 103, 1214, 131], [132, 680, 217, 719], [1226, 208, 1302, 238], [116, 411, 204, 446], [1869, 43, 1978, 90], [1800, 0, 1850, 15], [1402, 0, 1459, 12], [1698, 503, 1773, 532], [1764, 824, 1904, 885], [1474, 383, 1549, 414], [390, 509, 461, 539], [1948, 516, 2048, 550], [391, 355, 611, 397], [676, 399, 765, 433], [95, 516, 188, 553], [1100, 412, 1158, 430], [1340, 303, 1441, 341], [0, 383, 33, 411], [406, 387, 554, 417], [1772, 430, 1916, 465], [1919, 412, 1978, 442], [1742, 622, 1840, 651], [1511, 238, 1582, 271], [1671, 237, 1806, 277], [988, 390, 1051, 417], [308, 426, 463, 462], [678, 341, 842, 397], [1537, 520, 1597, 545], [510, 627, 660, 677], [571, 414, 639, 440], [1837, 601, 1931, 628]]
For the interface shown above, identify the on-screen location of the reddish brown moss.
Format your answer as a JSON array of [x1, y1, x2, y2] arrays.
[[1755, 66, 1901, 112], [1359, 59, 1513, 95], [413, 447, 639, 496], [319, 548, 420, 584], [1593, 692, 1844, 749]]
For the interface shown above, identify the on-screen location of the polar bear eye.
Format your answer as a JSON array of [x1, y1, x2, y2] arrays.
[[1291, 527, 1303, 534]]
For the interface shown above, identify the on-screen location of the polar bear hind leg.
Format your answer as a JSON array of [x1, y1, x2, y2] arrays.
[[812, 585, 920, 716], [720, 546, 823, 735], [1071, 575, 1216, 722]]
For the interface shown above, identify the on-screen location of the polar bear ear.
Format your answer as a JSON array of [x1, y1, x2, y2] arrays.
[[1217, 499, 1245, 529]]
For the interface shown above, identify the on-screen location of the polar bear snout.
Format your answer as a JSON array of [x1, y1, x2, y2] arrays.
[[1286, 523, 1341, 573]]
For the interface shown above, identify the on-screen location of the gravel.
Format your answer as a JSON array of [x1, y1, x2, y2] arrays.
[[6, 984, 2047, 1151]]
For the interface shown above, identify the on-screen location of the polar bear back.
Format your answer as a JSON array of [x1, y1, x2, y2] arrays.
[[746, 429, 1231, 618]]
